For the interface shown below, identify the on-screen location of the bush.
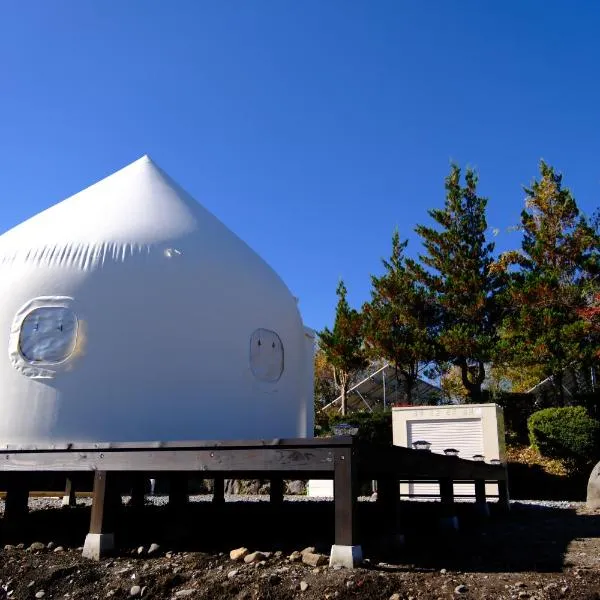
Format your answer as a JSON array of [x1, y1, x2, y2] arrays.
[[317, 410, 392, 446], [528, 406, 600, 471]]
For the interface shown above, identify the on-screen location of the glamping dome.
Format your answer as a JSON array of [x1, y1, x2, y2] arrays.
[[0, 156, 314, 444]]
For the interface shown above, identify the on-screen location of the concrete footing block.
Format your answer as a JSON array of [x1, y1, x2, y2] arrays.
[[82, 533, 114, 560], [329, 544, 363, 568]]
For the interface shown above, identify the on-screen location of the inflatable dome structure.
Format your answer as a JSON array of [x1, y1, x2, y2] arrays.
[[0, 156, 314, 444]]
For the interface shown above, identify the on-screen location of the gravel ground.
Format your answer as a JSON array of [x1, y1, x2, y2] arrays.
[[0, 496, 599, 599]]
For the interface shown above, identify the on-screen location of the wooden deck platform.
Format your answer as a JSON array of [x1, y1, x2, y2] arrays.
[[0, 437, 509, 567]]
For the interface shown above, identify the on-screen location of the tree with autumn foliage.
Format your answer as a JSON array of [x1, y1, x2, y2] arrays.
[[362, 231, 438, 404], [492, 162, 599, 402], [410, 164, 503, 402], [318, 281, 368, 416]]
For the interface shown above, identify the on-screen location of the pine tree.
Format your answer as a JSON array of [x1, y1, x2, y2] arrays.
[[362, 231, 438, 404], [493, 162, 599, 401], [318, 281, 368, 416], [410, 164, 502, 401]]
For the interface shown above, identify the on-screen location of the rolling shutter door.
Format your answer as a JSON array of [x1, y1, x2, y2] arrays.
[[407, 418, 483, 496]]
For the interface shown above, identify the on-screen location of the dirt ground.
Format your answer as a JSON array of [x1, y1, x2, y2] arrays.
[[1, 499, 600, 600]]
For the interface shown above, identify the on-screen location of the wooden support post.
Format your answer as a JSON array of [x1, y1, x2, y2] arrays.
[[82, 471, 119, 560], [4, 480, 29, 521], [439, 478, 458, 530], [377, 477, 403, 548], [270, 477, 284, 506], [213, 476, 225, 505], [168, 474, 188, 509], [474, 479, 490, 517], [330, 447, 362, 568], [129, 476, 146, 509], [62, 477, 77, 507], [498, 477, 510, 513]]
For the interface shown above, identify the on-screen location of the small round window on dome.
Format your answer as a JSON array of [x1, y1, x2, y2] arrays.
[[19, 307, 78, 364], [250, 329, 284, 382]]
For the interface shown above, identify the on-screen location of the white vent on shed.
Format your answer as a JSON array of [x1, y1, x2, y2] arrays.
[[407, 418, 483, 496]]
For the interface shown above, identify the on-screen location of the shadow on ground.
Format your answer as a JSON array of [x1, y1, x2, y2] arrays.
[[2, 500, 600, 574]]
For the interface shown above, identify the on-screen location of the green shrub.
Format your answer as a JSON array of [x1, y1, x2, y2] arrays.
[[318, 410, 392, 446], [528, 406, 600, 471]]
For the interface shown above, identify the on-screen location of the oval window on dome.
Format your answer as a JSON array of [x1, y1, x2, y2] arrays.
[[250, 329, 284, 382], [19, 306, 78, 364]]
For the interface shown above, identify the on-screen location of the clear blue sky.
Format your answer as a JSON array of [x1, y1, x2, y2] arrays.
[[1, 1, 599, 331]]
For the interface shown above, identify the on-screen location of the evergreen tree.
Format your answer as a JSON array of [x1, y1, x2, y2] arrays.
[[318, 281, 367, 416], [411, 164, 502, 401], [493, 162, 599, 402], [362, 231, 438, 404]]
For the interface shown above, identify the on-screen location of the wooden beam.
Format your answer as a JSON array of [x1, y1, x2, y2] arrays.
[[129, 476, 146, 509], [439, 478, 454, 511], [0, 447, 337, 473], [498, 477, 510, 512], [89, 472, 119, 534], [270, 477, 284, 506], [62, 477, 77, 507], [213, 476, 225, 505], [333, 448, 357, 546], [168, 474, 188, 509], [4, 479, 29, 521]]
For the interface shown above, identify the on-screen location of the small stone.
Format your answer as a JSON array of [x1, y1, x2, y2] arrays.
[[440, 569, 447, 575], [129, 586, 141, 597], [346, 580, 354, 588], [46, 542, 55, 550], [28, 542, 45, 552], [175, 591, 194, 598], [227, 570, 239, 579], [35, 592, 46, 599], [274, 551, 283, 558], [3, 545, 15, 551], [389, 595, 400, 600], [288, 551, 302, 562], [302, 552, 327, 567], [137, 546, 145, 555], [561, 585, 570, 595], [16, 543, 25, 550], [312, 568, 320, 574], [54, 546, 65, 553], [301, 546, 316, 555], [454, 585, 468, 594], [230, 547, 249, 561], [300, 581, 309, 592], [244, 551, 267, 564], [165, 552, 173, 559], [148, 543, 160, 555]]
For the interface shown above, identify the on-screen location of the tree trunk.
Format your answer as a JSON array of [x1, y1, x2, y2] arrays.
[[339, 372, 349, 416], [402, 372, 415, 405]]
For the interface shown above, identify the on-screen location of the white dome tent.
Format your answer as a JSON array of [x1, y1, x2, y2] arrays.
[[0, 156, 314, 444]]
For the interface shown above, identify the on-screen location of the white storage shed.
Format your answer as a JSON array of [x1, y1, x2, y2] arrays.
[[0, 156, 314, 444], [392, 403, 506, 497]]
